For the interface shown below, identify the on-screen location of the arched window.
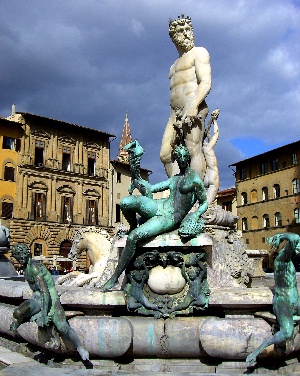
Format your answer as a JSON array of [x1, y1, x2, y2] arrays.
[[263, 214, 270, 228], [293, 178, 299, 194], [242, 217, 248, 231], [262, 187, 268, 201], [241, 192, 247, 205], [275, 212, 282, 227], [252, 216, 258, 230], [251, 189, 257, 203], [273, 184, 280, 199], [60, 240, 72, 258]]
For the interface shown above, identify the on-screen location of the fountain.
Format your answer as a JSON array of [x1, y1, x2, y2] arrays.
[[0, 15, 299, 375]]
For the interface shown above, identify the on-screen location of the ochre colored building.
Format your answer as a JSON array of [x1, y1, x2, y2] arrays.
[[5, 108, 115, 270], [0, 117, 22, 228], [230, 140, 300, 268]]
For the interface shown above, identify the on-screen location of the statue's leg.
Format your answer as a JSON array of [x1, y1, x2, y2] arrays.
[[11, 299, 41, 330], [53, 309, 89, 361], [102, 215, 170, 292], [246, 301, 294, 365], [184, 116, 207, 180], [160, 116, 179, 177]]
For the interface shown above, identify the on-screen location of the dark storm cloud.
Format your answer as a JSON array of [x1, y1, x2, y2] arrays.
[[0, 0, 299, 188]]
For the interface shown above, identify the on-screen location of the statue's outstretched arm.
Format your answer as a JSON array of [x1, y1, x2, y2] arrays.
[[150, 179, 170, 193], [267, 233, 300, 262]]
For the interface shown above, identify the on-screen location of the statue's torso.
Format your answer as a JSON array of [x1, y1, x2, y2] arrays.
[[169, 49, 198, 109], [159, 172, 197, 222], [274, 260, 299, 307]]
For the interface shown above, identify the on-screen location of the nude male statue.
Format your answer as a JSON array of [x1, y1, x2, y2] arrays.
[[10, 243, 89, 361], [101, 144, 208, 292], [160, 14, 212, 179], [246, 233, 300, 366]]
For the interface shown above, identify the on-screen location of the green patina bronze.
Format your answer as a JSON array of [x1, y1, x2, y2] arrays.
[[246, 232, 300, 365], [124, 250, 210, 318], [101, 143, 208, 292], [10, 243, 89, 361]]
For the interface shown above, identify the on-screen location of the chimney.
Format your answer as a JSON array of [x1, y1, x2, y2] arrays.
[[11, 104, 16, 116]]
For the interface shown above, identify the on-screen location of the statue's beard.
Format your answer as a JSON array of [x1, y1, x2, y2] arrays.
[[173, 35, 194, 51]]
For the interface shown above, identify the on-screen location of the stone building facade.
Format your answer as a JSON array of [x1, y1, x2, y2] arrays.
[[5, 110, 115, 270], [230, 140, 300, 268], [216, 187, 237, 217]]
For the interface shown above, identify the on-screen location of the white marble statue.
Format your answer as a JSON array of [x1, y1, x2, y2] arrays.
[[56, 227, 120, 288], [160, 14, 212, 181]]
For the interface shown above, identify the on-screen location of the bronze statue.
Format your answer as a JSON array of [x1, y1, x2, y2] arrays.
[[10, 243, 89, 361], [101, 143, 208, 292], [246, 232, 300, 365]]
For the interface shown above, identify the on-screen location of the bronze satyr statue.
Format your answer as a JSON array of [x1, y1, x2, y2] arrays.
[[246, 232, 300, 365], [101, 143, 208, 292], [10, 243, 89, 361]]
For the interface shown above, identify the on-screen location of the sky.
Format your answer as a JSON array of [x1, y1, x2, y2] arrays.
[[0, 0, 299, 189]]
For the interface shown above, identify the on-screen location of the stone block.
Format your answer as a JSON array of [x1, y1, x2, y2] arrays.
[[164, 317, 207, 357], [125, 317, 165, 357], [209, 287, 273, 308], [59, 288, 126, 307], [69, 316, 132, 357], [0, 280, 30, 299], [200, 316, 273, 359], [0, 303, 20, 337]]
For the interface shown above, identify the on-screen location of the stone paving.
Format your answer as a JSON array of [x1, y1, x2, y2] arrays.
[[2, 343, 300, 376]]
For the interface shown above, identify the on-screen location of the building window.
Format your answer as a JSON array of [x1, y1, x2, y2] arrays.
[[222, 201, 232, 212], [240, 168, 246, 181], [273, 184, 280, 199], [33, 243, 43, 257], [86, 199, 98, 225], [34, 140, 44, 167], [245, 239, 249, 245], [62, 146, 71, 171], [292, 153, 297, 165], [252, 216, 258, 230], [261, 162, 268, 175], [275, 212, 282, 227], [32, 192, 46, 221], [295, 208, 300, 224], [293, 178, 299, 194], [116, 203, 121, 222], [242, 217, 248, 231], [87, 152, 96, 176], [262, 187, 268, 201], [2, 136, 15, 150], [4, 166, 15, 181], [241, 192, 247, 205], [272, 158, 279, 171], [1, 201, 13, 219], [262, 237, 266, 243], [117, 172, 122, 183], [251, 190, 257, 203], [62, 196, 73, 223], [263, 214, 270, 228]]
